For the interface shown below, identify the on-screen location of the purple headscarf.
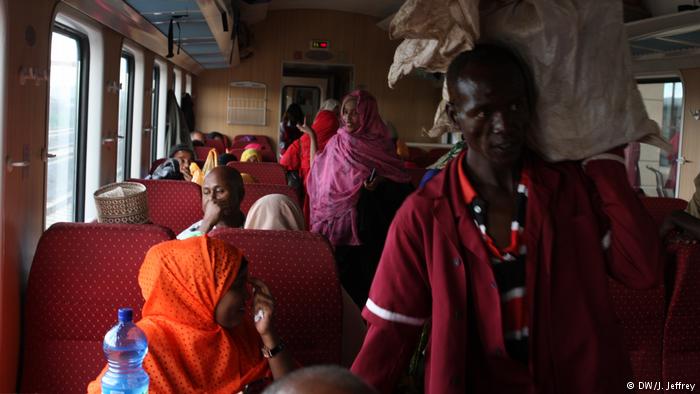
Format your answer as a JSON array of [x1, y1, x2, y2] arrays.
[[306, 90, 410, 246]]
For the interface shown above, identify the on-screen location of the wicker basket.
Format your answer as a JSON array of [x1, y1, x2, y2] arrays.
[[94, 182, 149, 224]]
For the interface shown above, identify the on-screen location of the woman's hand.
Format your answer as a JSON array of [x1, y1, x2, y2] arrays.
[[364, 175, 384, 191], [296, 118, 315, 136], [249, 277, 276, 339], [180, 166, 193, 182]]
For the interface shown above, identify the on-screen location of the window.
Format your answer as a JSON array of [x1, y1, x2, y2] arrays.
[[186, 73, 192, 95], [634, 80, 684, 197], [116, 52, 134, 181], [151, 65, 160, 162], [45, 27, 88, 228], [174, 68, 182, 105]]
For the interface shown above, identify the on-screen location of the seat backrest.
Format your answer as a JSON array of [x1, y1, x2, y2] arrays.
[[227, 162, 287, 185], [608, 277, 665, 383], [241, 183, 300, 214], [20, 223, 173, 394], [209, 228, 342, 365], [195, 145, 216, 160], [131, 179, 203, 234], [149, 158, 166, 175], [641, 197, 688, 228], [204, 139, 226, 154], [663, 241, 700, 383]]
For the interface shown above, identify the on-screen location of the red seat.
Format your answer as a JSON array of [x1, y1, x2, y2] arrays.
[[663, 241, 700, 384], [241, 183, 299, 214], [195, 146, 216, 160], [227, 162, 287, 185], [20, 223, 173, 394], [204, 139, 226, 154], [209, 228, 342, 365], [131, 179, 203, 234], [641, 197, 688, 228], [149, 158, 166, 175], [608, 277, 665, 386]]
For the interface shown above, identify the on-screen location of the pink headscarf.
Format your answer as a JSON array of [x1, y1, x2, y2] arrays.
[[306, 90, 410, 246]]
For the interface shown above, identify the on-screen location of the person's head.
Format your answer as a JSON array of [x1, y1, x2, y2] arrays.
[[262, 365, 377, 394], [241, 148, 262, 163], [209, 131, 225, 144], [320, 98, 341, 116], [202, 166, 245, 223], [283, 103, 305, 126], [218, 153, 237, 166], [446, 44, 534, 167], [168, 144, 195, 175], [191, 130, 205, 143], [340, 90, 384, 136], [214, 257, 251, 328], [244, 194, 305, 231]]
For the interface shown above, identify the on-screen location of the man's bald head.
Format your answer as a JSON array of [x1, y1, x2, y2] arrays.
[[262, 365, 377, 394]]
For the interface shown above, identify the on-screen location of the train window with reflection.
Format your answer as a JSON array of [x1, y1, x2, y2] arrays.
[[45, 27, 88, 228], [116, 52, 134, 182]]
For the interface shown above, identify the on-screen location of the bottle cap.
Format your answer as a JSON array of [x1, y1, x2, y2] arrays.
[[118, 307, 133, 323]]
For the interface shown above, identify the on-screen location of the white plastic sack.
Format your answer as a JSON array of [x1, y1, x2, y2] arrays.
[[390, 0, 667, 161]]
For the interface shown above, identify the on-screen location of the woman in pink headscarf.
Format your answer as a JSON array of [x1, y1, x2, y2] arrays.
[[306, 90, 413, 306]]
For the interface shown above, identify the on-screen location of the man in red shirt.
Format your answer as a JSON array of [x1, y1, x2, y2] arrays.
[[351, 44, 661, 393]]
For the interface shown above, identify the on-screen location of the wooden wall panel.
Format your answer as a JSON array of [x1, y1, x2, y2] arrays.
[[0, 0, 59, 390], [679, 68, 700, 201], [194, 9, 442, 147]]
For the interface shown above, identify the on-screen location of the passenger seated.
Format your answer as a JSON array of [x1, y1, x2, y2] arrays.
[[86, 236, 295, 393], [218, 152, 237, 166], [168, 144, 195, 181], [191, 130, 206, 143], [244, 194, 305, 231], [243, 193, 367, 367], [351, 44, 661, 393], [208, 131, 227, 146], [178, 166, 245, 239], [262, 365, 376, 394], [306, 90, 413, 307], [241, 148, 262, 163]]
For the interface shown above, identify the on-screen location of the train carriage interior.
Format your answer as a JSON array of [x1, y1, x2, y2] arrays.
[[1, 0, 700, 392]]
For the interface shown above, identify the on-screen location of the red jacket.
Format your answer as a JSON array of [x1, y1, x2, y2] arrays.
[[351, 152, 661, 393]]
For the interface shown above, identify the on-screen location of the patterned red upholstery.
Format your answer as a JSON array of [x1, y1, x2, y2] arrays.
[[195, 146, 216, 160], [641, 197, 688, 228], [131, 179, 203, 234], [204, 139, 226, 154], [230, 146, 277, 162], [209, 228, 342, 365], [608, 277, 665, 387], [663, 241, 700, 383], [227, 162, 287, 185], [20, 223, 173, 394], [241, 183, 300, 214]]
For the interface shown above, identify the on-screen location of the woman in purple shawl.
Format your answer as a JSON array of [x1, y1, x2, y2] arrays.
[[306, 90, 413, 306]]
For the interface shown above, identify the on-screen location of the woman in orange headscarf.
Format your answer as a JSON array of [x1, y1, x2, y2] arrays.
[[87, 236, 294, 393]]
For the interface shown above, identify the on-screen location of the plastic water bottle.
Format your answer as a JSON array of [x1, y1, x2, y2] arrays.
[[101, 308, 149, 394]]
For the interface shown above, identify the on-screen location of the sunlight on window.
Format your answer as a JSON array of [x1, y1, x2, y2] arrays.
[[116, 56, 129, 182], [46, 31, 80, 228]]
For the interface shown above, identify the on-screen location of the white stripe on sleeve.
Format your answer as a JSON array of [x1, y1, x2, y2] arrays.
[[365, 298, 426, 326]]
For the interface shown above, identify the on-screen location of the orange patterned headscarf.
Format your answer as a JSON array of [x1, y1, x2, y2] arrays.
[[87, 236, 268, 393]]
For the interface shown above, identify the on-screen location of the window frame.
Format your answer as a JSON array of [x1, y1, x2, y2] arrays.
[[117, 51, 135, 181], [151, 64, 160, 162], [48, 23, 90, 224]]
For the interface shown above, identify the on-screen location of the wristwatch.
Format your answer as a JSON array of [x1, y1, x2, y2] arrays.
[[261, 342, 285, 359]]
